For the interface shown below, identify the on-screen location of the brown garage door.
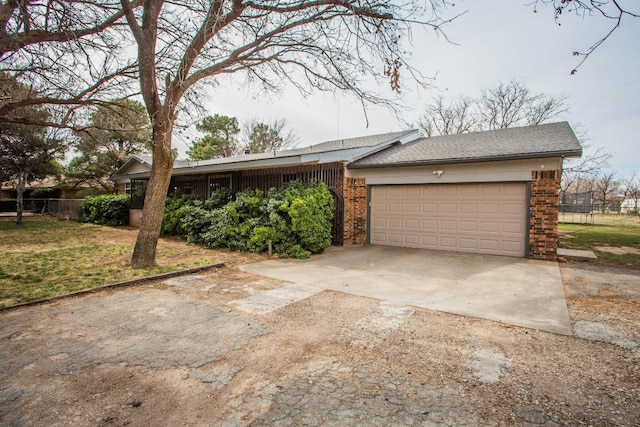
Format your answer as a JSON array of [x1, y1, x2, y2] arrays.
[[370, 183, 527, 257]]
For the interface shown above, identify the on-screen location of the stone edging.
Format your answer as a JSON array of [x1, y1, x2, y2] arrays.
[[0, 263, 225, 312]]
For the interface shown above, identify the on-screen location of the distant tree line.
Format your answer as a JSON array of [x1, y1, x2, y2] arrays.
[[186, 115, 298, 161]]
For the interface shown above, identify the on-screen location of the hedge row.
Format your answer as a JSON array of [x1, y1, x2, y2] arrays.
[[79, 194, 131, 226], [164, 181, 334, 259], [79, 181, 334, 259]]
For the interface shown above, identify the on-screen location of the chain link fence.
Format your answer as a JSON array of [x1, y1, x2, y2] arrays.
[[0, 198, 84, 220], [47, 199, 84, 220]]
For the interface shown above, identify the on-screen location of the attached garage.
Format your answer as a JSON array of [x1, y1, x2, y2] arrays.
[[369, 183, 528, 257]]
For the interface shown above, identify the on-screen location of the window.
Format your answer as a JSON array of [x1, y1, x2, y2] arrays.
[[209, 175, 232, 194]]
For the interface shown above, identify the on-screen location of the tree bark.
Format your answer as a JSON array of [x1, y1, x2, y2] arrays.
[[130, 112, 174, 269]]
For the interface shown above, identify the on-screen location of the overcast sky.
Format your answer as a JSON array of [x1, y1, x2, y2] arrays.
[[174, 0, 639, 177]]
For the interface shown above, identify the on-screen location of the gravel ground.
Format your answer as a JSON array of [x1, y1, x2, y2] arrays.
[[0, 261, 638, 426]]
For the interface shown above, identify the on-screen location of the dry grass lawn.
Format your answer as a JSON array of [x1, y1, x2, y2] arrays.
[[0, 215, 266, 307], [559, 213, 640, 270]]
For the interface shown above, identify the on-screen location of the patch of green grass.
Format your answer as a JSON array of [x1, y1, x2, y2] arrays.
[[559, 215, 640, 269], [0, 216, 216, 307]]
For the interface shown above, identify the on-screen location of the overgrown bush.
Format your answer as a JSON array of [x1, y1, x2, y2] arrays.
[[282, 181, 334, 253], [176, 181, 334, 258], [80, 194, 131, 226], [161, 194, 199, 235]]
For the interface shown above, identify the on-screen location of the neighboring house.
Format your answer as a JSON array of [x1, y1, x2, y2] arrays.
[[0, 177, 93, 213], [620, 198, 638, 214], [112, 122, 582, 261]]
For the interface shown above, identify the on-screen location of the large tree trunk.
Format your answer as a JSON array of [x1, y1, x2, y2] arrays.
[[130, 116, 174, 269], [15, 171, 25, 226]]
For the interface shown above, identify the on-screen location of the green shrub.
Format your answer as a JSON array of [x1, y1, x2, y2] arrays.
[[203, 188, 233, 210], [180, 203, 222, 244], [80, 194, 131, 226], [247, 226, 277, 253], [283, 181, 334, 253], [161, 194, 198, 235], [176, 181, 334, 259], [280, 244, 311, 259]]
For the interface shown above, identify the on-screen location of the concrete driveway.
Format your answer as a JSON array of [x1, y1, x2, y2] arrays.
[[241, 246, 572, 334]]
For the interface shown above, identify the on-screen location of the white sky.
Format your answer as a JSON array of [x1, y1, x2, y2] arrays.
[[173, 0, 639, 177]]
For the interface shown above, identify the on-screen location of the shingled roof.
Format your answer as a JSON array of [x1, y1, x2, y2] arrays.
[[112, 129, 419, 180], [348, 122, 582, 169]]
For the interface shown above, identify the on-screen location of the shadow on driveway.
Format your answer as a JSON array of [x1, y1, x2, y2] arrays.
[[241, 246, 572, 334]]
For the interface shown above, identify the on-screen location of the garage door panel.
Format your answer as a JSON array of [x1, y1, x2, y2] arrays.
[[439, 236, 457, 248], [405, 203, 421, 213], [480, 222, 500, 233], [388, 233, 403, 244], [441, 203, 458, 213], [502, 222, 524, 234], [481, 204, 500, 214], [460, 203, 478, 214], [371, 183, 526, 257], [404, 218, 420, 229], [459, 221, 477, 232], [460, 186, 481, 197], [504, 185, 526, 196], [479, 239, 501, 252], [423, 203, 438, 213], [503, 203, 526, 215], [422, 186, 439, 197], [459, 238, 478, 249], [405, 187, 421, 198], [404, 234, 420, 245], [388, 187, 404, 198], [440, 220, 458, 231], [371, 232, 387, 244], [389, 203, 403, 212], [441, 186, 460, 197], [422, 219, 438, 230], [388, 218, 403, 228], [502, 240, 523, 252], [481, 186, 501, 196], [372, 217, 387, 227]]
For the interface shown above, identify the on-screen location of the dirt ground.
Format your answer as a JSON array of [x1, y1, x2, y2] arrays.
[[1, 257, 639, 426]]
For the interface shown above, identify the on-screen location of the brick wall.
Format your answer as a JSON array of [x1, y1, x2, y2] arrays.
[[343, 177, 367, 245], [529, 170, 561, 261]]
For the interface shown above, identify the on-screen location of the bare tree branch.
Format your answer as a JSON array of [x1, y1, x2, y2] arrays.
[[532, 0, 639, 73]]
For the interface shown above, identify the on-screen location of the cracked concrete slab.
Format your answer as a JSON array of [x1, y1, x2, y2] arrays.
[[464, 348, 512, 384], [242, 246, 572, 334], [0, 289, 270, 374], [229, 283, 323, 314]]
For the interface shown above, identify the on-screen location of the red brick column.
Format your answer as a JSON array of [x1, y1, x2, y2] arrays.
[[529, 170, 561, 261], [343, 177, 367, 245]]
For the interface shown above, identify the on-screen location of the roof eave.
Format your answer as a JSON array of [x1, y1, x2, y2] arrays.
[[110, 155, 152, 181], [348, 149, 583, 169], [348, 129, 421, 164]]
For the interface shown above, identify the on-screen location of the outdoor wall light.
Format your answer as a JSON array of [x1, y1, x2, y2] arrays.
[[433, 170, 444, 178]]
